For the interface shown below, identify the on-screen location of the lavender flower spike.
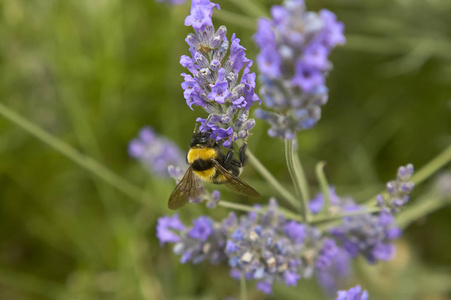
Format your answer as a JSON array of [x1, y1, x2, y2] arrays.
[[128, 126, 185, 177], [310, 187, 403, 263], [336, 285, 368, 300], [181, 0, 260, 147], [157, 215, 228, 265], [225, 199, 334, 294], [158, 199, 341, 294], [377, 163, 415, 212], [254, 0, 345, 139]]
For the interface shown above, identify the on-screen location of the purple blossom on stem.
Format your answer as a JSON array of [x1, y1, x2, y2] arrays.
[[157, 199, 342, 294], [336, 285, 369, 300], [128, 126, 185, 177], [377, 164, 415, 212], [181, 0, 260, 147], [156, 214, 185, 245], [326, 195, 403, 263], [157, 169, 410, 294], [161, 215, 227, 265], [224, 199, 333, 294], [316, 248, 352, 295], [189, 216, 213, 241], [254, 0, 345, 139]]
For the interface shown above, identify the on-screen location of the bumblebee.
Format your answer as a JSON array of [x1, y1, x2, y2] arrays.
[[168, 131, 260, 210]]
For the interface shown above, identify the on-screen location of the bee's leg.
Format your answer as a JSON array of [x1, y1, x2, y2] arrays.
[[224, 140, 235, 165], [239, 139, 248, 167]]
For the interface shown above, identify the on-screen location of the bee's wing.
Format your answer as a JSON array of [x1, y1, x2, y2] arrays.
[[212, 160, 260, 198], [168, 166, 203, 210]]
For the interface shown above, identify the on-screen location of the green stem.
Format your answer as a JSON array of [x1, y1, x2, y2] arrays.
[[396, 195, 451, 229], [312, 207, 381, 224], [218, 200, 257, 213], [214, 10, 256, 31], [219, 200, 304, 222], [240, 271, 247, 300], [411, 145, 451, 186], [246, 148, 300, 210], [294, 154, 311, 201], [229, 0, 269, 18], [0, 102, 147, 205], [315, 161, 331, 214], [285, 139, 310, 221], [365, 145, 451, 206]]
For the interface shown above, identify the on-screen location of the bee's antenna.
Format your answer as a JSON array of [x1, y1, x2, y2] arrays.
[[205, 115, 212, 126], [199, 115, 212, 133]]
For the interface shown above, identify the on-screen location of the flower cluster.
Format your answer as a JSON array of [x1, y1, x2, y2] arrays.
[[310, 185, 409, 264], [158, 199, 340, 294], [181, 0, 260, 147], [253, 0, 345, 139], [128, 126, 185, 177], [377, 164, 415, 212], [330, 208, 402, 263], [336, 285, 368, 300], [157, 214, 227, 264], [156, 164, 413, 294], [225, 199, 336, 294]]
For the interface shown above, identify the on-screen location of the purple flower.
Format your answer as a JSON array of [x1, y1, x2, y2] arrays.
[[256, 281, 273, 294], [336, 285, 368, 300], [256, 48, 281, 78], [206, 190, 221, 209], [293, 60, 325, 92], [226, 240, 239, 253], [316, 239, 339, 270], [316, 248, 352, 295], [184, 0, 219, 31], [181, 0, 260, 147], [156, 195, 404, 296], [284, 271, 301, 286], [284, 221, 306, 244], [254, 0, 345, 139], [377, 164, 415, 212], [128, 127, 185, 177], [319, 9, 346, 47], [309, 187, 343, 214], [157, 214, 185, 245], [223, 199, 330, 294], [330, 205, 401, 263], [164, 214, 227, 265], [254, 18, 276, 48], [188, 216, 214, 241], [208, 69, 231, 103]]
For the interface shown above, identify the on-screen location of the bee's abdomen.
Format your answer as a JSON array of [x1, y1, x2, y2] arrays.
[[192, 159, 215, 181], [191, 159, 213, 171]]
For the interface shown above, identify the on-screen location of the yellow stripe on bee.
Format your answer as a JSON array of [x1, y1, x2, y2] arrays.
[[187, 148, 217, 164], [194, 169, 216, 181], [213, 174, 227, 184]]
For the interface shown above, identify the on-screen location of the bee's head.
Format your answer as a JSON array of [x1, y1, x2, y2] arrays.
[[190, 131, 215, 148]]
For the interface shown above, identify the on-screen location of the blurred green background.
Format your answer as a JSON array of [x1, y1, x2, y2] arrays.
[[0, 0, 450, 299]]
